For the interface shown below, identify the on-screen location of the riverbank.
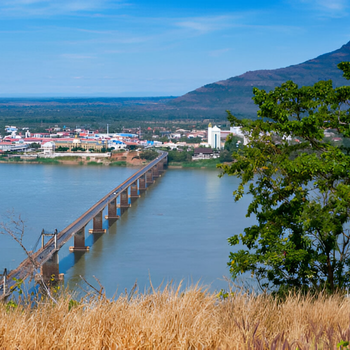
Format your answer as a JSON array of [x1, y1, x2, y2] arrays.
[[1, 285, 348, 349], [0, 151, 146, 167], [169, 158, 221, 169], [0, 153, 225, 169]]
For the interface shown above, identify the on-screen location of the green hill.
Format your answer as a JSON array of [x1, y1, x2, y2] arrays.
[[170, 41, 350, 118]]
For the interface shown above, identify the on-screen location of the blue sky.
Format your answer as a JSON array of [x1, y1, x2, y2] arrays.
[[1, 0, 350, 97]]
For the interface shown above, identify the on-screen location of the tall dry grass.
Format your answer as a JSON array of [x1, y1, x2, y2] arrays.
[[1, 282, 350, 349]]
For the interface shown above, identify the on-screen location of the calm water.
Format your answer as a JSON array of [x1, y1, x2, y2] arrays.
[[0, 163, 255, 296]]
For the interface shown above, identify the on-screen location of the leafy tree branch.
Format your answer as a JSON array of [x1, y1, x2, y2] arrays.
[[219, 61, 350, 294]]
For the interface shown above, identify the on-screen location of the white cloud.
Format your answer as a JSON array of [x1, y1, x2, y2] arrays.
[[175, 16, 234, 34], [315, 0, 347, 10], [0, 0, 124, 17], [298, 0, 348, 17]]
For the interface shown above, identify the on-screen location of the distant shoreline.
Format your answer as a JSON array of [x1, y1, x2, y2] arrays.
[[0, 156, 223, 169]]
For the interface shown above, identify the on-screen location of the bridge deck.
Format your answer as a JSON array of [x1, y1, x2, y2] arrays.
[[0, 151, 167, 298]]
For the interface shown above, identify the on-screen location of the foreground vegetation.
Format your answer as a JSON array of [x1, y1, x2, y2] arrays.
[[1, 284, 350, 349], [220, 61, 350, 294]]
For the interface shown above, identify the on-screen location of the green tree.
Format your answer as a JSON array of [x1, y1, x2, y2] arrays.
[[139, 150, 158, 161], [219, 150, 233, 162], [224, 135, 244, 153], [167, 149, 192, 162], [29, 143, 41, 149], [219, 62, 350, 293]]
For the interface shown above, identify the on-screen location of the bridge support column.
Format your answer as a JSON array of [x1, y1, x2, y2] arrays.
[[130, 181, 139, 204], [130, 181, 139, 198], [146, 169, 154, 185], [153, 165, 160, 178], [157, 161, 164, 174], [69, 227, 89, 252], [139, 175, 146, 192], [89, 210, 106, 234], [119, 189, 130, 208], [40, 251, 62, 284], [105, 198, 119, 221]]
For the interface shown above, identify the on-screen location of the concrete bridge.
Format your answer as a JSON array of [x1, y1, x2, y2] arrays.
[[0, 151, 168, 299]]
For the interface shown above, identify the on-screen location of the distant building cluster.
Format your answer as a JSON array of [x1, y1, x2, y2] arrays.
[[0, 125, 144, 154], [0, 123, 250, 161]]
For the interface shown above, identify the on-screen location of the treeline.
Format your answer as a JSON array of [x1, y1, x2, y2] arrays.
[[0, 98, 229, 133]]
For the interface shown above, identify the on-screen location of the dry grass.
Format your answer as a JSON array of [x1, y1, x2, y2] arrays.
[[1, 282, 350, 349]]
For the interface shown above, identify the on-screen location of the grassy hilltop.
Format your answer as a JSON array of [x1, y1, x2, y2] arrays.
[[2, 284, 350, 349]]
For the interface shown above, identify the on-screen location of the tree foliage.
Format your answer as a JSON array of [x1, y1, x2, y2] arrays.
[[167, 149, 193, 162], [219, 62, 350, 293], [139, 150, 158, 161]]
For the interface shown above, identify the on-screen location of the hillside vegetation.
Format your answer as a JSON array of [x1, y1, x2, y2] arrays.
[[172, 41, 350, 118]]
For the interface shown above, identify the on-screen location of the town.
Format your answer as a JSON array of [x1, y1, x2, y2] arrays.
[[0, 123, 247, 163]]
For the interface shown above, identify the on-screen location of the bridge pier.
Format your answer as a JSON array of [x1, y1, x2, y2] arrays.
[[130, 181, 139, 198], [146, 169, 154, 185], [139, 175, 146, 192], [119, 189, 131, 208], [105, 198, 120, 222], [69, 227, 89, 252], [89, 210, 106, 234], [40, 251, 63, 284], [153, 164, 160, 178], [157, 161, 164, 174]]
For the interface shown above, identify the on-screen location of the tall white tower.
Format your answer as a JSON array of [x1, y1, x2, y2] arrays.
[[207, 123, 212, 146], [211, 126, 221, 149]]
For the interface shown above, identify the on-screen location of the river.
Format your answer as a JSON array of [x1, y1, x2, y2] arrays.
[[0, 163, 255, 296]]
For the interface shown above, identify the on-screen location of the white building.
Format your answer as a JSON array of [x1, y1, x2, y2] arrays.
[[42, 141, 56, 155], [207, 123, 221, 149]]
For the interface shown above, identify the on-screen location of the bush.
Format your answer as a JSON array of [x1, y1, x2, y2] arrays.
[[56, 146, 69, 152], [87, 161, 103, 166], [110, 161, 127, 166]]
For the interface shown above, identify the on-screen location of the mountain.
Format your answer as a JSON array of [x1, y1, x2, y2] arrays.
[[170, 41, 350, 118]]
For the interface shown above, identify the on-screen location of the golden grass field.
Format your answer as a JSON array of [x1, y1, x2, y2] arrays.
[[1, 282, 350, 349]]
